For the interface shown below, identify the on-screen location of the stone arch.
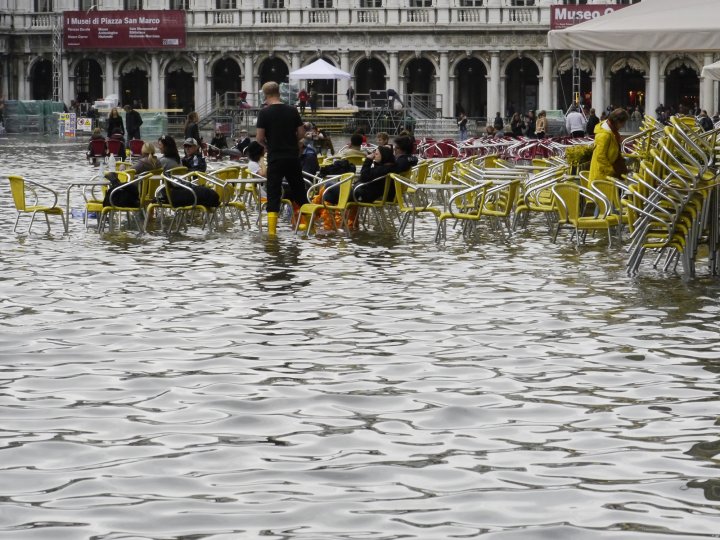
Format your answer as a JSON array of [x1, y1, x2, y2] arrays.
[[453, 54, 489, 118], [164, 55, 196, 113], [118, 55, 150, 108]]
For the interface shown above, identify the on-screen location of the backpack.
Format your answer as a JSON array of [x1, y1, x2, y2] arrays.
[[156, 178, 220, 208], [102, 172, 140, 207], [319, 159, 356, 177]]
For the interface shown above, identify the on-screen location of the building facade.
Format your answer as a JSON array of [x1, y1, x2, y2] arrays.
[[0, 0, 718, 118]]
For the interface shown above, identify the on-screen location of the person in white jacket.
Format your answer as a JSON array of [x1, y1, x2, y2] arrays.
[[565, 105, 586, 138]]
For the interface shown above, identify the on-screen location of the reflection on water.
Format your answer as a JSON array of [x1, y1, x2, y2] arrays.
[[1, 136, 720, 539]]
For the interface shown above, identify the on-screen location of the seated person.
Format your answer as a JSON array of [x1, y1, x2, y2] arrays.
[[209, 130, 228, 149], [338, 135, 418, 203], [376, 131, 391, 149], [323, 145, 396, 205], [132, 142, 162, 175], [336, 133, 367, 160], [246, 140, 267, 200], [234, 129, 251, 154], [107, 129, 126, 158], [181, 137, 207, 172], [86, 127, 106, 160], [158, 134, 181, 171], [300, 139, 320, 176]]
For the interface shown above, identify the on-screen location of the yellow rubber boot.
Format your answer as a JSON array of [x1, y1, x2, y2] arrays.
[[267, 212, 278, 236]]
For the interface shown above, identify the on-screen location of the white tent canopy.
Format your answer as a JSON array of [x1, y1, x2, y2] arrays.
[[289, 58, 351, 80], [701, 60, 720, 81], [548, 0, 720, 52]]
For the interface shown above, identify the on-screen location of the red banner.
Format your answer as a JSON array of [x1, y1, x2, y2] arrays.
[[550, 4, 629, 30], [63, 10, 186, 49]]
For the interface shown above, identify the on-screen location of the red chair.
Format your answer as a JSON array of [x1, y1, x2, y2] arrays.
[[106, 137, 125, 157], [129, 139, 144, 157], [86, 139, 107, 164]]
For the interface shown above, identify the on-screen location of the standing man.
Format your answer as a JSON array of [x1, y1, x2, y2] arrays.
[[124, 104, 143, 141], [565, 105, 586, 138], [346, 85, 355, 106], [255, 81, 308, 236]]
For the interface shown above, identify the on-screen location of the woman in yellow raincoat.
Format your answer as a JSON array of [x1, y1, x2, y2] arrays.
[[589, 108, 629, 182]]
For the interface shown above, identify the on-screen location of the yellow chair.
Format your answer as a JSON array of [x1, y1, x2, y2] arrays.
[[478, 178, 521, 233], [434, 181, 491, 242], [98, 171, 146, 233], [551, 181, 621, 247], [392, 173, 444, 239], [8, 175, 64, 234], [294, 172, 355, 237], [144, 174, 216, 234], [344, 174, 394, 233]]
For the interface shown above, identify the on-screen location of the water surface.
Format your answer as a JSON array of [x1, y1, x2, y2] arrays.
[[1, 136, 719, 539]]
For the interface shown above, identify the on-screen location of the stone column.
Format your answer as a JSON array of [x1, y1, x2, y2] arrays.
[[18, 57, 26, 100], [593, 54, 605, 113], [243, 54, 254, 106], [500, 76, 506, 120], [196, 53, 206, 111], [339, 50, 350, 107], [541, 51, 552, 111], [291, 51, 301, 72], [1, 59, 9, 99], [488, 51, 500, 121], [104, 54, 114, 98], [150, 54, 160, 109], [439, 52, 449, 117], [647, 52, 660, 117], [61, 56, 70, 105], [701, 52, 714, 113], [389, 51, 399, 92]]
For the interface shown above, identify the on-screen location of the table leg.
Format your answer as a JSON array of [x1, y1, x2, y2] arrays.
[[64, 185, 72, 234]]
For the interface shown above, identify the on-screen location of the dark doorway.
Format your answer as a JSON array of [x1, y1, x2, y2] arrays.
[[120, 67, 148, 108], [610, 67, 646, 111], [212, 57, 242, 97], [259, 57, 289, 86], [665, 66, 699, 111], [354, 58, 386, 109], [455, 57, 487, 118], [31, 59, 53, 100], [506, 57, 539, 116], [166, 68, 195, 113], [75, 58, 103, 104]]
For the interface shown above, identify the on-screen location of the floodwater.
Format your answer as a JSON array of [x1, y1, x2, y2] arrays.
[[1, 136, 719, 540]]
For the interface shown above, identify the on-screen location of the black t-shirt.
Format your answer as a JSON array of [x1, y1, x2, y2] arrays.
[[256, 103, 303, 162]]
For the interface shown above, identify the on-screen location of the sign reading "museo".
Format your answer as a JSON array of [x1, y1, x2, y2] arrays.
[[550, 4, 629, 30], [63, 10, 186, 49]]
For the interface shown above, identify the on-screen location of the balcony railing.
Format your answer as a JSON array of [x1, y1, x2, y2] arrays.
[[6, 7, 550, 33]]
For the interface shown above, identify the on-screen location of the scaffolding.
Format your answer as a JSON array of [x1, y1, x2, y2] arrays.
[[572, 50, 581, 107], [52, 13, 62, 103]]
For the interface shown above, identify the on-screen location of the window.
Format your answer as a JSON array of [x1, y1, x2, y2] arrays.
[[217, 0, 236, 7], [171, 0, 190, 8], [561, 0, 588, 4], [35, 0, 53, 11], [78, 0, 95, 10], [409, 0, 432, 6], [124, 0, 143, 9], [311, 0, 333, 7], [511, 0, 535, 6], [460, 0, 483, 5], [263, 0, 285, 7], [360, 0, 382, 7]]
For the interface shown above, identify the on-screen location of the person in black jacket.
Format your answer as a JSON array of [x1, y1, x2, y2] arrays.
[[585, 108, 600, 140], [106, 107, 124, 138], [324, 135, 418, 204], [124, 104, 143, 141]]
